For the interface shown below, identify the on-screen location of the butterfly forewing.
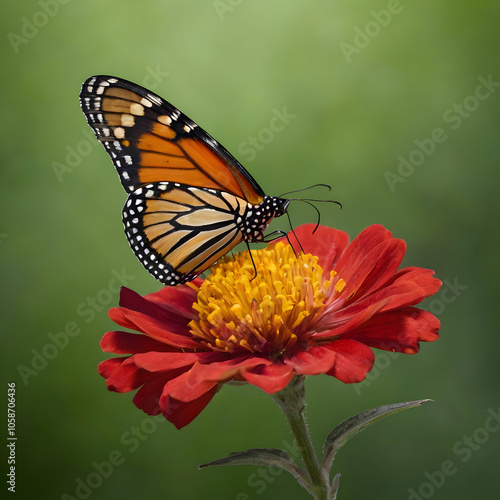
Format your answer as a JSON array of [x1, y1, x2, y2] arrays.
[[80, 75, 264, 203]]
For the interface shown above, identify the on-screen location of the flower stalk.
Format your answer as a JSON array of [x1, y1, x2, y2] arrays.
[[271, 376, 329, 500]]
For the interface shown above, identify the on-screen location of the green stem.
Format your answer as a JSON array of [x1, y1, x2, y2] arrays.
[[271, 376, 329, 500]]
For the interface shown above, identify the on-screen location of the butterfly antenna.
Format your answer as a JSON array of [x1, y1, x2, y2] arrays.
[[279, 183, 331, 198], [295, 198, 343, 210], [295, 200, 323, 234]]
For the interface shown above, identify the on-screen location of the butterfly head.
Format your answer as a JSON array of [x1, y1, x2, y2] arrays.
[[242, 196, 290, 243]]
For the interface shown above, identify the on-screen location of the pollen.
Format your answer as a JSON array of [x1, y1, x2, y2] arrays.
[[188, 242, 347, 358]]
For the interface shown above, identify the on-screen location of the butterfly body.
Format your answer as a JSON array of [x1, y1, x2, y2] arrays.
[[80, 75, 290, 285]]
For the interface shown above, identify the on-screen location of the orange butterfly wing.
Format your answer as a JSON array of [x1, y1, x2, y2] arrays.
[[80, 76, 264, 204]]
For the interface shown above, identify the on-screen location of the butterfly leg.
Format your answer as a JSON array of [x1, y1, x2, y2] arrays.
[[262, 227, 305, 256]]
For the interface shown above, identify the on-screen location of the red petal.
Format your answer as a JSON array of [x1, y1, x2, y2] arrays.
[[242, 363, 295, 393], [146, 278, 203, 317], [313, 299, 390, 338], [284, 346, 338, 375], [100, 331, 174, 354], [335, 235, 406, 305], [110, 285, 197, 338], [162, 369, 218, 404], [164, 356, 271, 402], [108, 307, 138, 331], [99, 357, 161, 392], [109, 308, 200, 350], [132, 375, 171, 415], [160, 388, 218, 429], [334, 268, 441, 321], [283, 224, 351, 270], [324, 339, 375, 383], [119, 285, 198, 324], [97, 358, 124, 379], [131, 351, 223, 372], [343, 307, 440, 353], [377, 267, 442, 311], [336, 225, 393, 275]]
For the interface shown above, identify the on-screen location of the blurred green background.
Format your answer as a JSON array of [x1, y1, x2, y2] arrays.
[[2, 1, 499, 499]]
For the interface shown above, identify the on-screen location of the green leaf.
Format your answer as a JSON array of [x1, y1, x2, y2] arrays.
[[322, 399, 433, 476], [200, 448, 312, 494]]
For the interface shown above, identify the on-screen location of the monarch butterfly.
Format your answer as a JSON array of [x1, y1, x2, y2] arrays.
[[79, 75, 294, 286]]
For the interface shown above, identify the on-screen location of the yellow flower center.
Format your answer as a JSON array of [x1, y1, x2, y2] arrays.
[[188, 242, 346, 358]]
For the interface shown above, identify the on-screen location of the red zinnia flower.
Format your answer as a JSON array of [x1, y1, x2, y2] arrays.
[[98, 224, 441, 429]]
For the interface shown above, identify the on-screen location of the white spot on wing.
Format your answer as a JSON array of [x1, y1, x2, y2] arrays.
[[130, 103, 145, 116], [121, 114, 135, 127], [114, 127, 125, 139], [147, 94, 162, 106], [158, 115, 172, 125]]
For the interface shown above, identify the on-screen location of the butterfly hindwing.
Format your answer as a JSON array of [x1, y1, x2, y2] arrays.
[[123, 181, 248, 285], [80, 75, 265, 203]]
